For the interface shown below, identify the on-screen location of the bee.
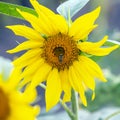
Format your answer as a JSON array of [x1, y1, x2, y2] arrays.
[[59, 54, 64, 63], [53, 47, 65, 63]]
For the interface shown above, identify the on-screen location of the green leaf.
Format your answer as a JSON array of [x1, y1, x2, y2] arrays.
[[57, 0, 89, 20], [105, 39, 120, 46], [0, 1, 37, 19]]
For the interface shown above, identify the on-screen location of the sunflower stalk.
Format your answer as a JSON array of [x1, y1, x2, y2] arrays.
[[71, 89, 79, 120], [59, 99, 75, 119]]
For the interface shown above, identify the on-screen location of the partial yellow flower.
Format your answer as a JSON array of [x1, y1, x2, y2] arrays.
[[6, 0, 118, 111], [0, 69, 39, 120]]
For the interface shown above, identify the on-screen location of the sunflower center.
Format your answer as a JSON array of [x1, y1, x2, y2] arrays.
[[0, 88, 10, 120], [42, 33, 79, 70]]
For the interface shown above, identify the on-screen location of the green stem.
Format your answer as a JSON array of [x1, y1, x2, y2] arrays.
[[71, 89, 79, 120], [105, 111, 120, 120], [68, 8, 72, 27], [59, 99, 75, 119]]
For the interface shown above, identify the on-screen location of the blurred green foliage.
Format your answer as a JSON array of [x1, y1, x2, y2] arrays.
[[82, 70, 120, 112], [86, 83, 120, 112]]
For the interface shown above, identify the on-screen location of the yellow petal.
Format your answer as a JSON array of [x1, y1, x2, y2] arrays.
[[85, 45, 119, 56], [8, 67, 22, 89], [22, 0, 67, 35], [68, 66, 78, 91], [78, 36, 108, 48], [30, 0, 55, 17], [60, 69, 71, 102], [46, 68, 62, 111], [20, 58, 44, 78], [78, 36, 119, 56], [72, 25, 97, 41], [22, 85, 37, 103], [91, 36, 108, 47], [19, 76, 32, 88], [6, 25, 43, 41], [43, 15, 69, 35], [17, 9, 52, 35], [32, 105, 40, 116], [10, 104, 39, 120], [7, 41, 43, 53], [11, 49, 42, 66], [68, 66, 87, 106], [0, 75, 4, 86], [73, 61, 96, 102], [30, 0, 61, 35], [14, 56, 39, 70], [17, 3, 68, 36], [92, 92, 95, 101], [31, 62, 52, 88], [63, 92, 71, 103], [73, 61, 95, 91], [69, 7, 101, 40], [49, 15, 68, 34], [19, 73, 41, 89], [79, 56, 107, 82]]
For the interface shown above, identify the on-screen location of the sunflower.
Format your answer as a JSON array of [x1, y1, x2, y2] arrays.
[[0, 69, 39, 120], [7, 0, 118, 111]]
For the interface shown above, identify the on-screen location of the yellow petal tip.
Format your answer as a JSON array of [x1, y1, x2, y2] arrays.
[[96, 6, 101, 12], [83, 101, 87, 107], [104, 78, 107, 82], [46, 105, 51, 112], [6, 49, 14, 54], [6, 26, 12, 29], [91, 92, 95, 101], [114, 45, 119, 49], [16, 8, 21, 12], [105, 35, 108, 39], [93, 6, 101, 19], [101, 77, 107, 82]]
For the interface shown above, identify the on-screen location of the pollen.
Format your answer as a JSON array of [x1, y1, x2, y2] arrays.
[[0, 88, 10, 120], [42, 33, 79, 70]]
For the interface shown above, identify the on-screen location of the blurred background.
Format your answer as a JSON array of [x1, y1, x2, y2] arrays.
[[0, 0, 120, 120]]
